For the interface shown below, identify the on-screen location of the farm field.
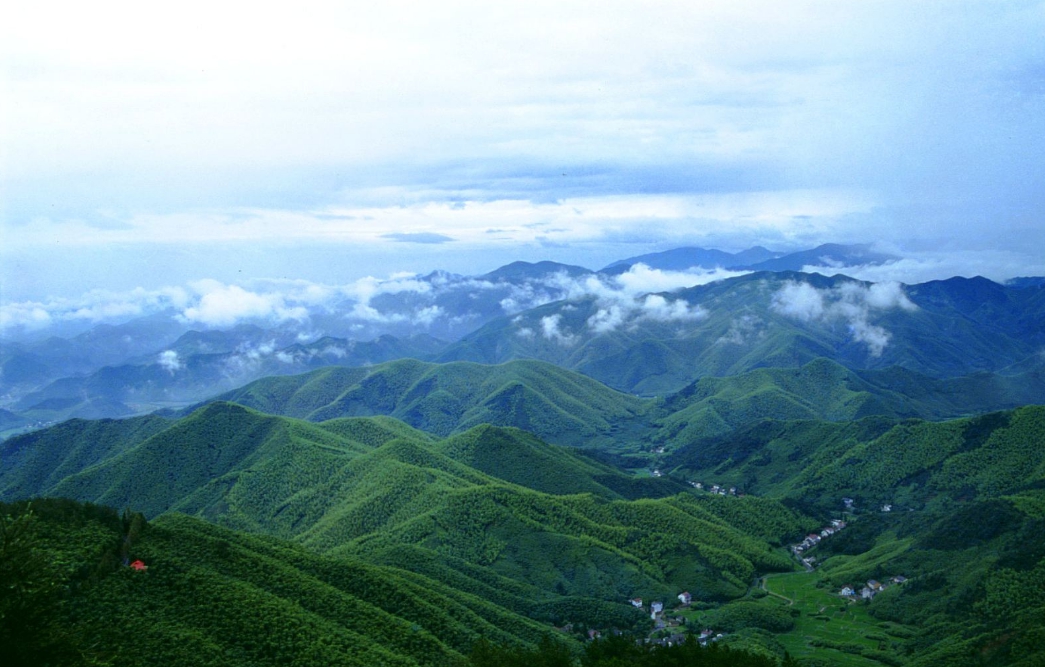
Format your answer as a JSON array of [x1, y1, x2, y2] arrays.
[[761, 572, 910, 666]]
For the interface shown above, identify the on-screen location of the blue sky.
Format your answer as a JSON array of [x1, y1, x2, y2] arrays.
[[2, 1, 1045, 307]]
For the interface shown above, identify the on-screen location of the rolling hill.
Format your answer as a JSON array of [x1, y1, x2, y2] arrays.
[[0, 403, 806, 608], [202, 358, 651, 448], [0, 498, 566, 667], [177, 356, 1045, 458], [664, 404, 1045, 510], [648, 357, 1045, 447], [660, 406, 1045, 666]]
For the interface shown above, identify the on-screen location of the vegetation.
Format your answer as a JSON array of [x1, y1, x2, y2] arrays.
[[5, 294, 1045, 667]]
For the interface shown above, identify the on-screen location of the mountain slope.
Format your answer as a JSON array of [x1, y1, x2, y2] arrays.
[[206, 358, 650, 448], [1, 498, 568, 667], [0, 405, 805, 606], [665, 404, 1045, 509], [649, 357, 1045, 446]]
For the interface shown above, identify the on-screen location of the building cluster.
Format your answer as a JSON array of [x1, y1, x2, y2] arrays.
[[629, 592, 722, 647], [688, 481, 740, 496], [839, 576, 907, 601], [791, 518, 847, 560]]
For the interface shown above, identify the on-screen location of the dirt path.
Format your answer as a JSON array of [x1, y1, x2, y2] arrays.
[[760, 576, 795, 606]]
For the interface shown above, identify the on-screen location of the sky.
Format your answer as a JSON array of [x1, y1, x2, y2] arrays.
[[3, 1, 1045, 312]]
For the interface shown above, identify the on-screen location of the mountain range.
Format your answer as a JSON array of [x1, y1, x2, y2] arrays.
[[5, 264, 1044, 426], [4, 242, 1045, 666], [1, 243, 910, 425]]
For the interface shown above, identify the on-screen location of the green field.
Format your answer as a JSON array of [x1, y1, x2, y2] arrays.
[[761, 572, 909, 666]]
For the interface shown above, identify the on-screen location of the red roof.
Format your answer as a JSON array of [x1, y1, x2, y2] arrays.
[[130, 560, 147, 571]]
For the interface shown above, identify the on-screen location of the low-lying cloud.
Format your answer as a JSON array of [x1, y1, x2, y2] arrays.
[[180, 281, 309, 328], [157, 350, 184, 373], [0, 262, 740, 343], [771, 280, 917, 356]]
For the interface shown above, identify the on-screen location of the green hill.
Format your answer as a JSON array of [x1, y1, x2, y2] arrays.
[[0, 405, 806, 608], [662, 405, 1045, 666], [648, 358, 1045, 448], [666, 404, 1045, 510], [182, 357, 1045, 458], [205, 358, 651, 448], [0, 498, 565, 667]]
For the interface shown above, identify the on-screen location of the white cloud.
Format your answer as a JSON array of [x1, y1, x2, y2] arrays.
[[0, 286, 191, 333], [0, 303, 53, 331], [613, 264, 751, 295], [542, 264, 725, 335], [801, 249, 1045, 286], [771, 282, 825, 322], [157, 350, 183, 373], [321, 345, 349, 358], [771, 279, 918, 356], [180, 281, 308, 327], [717, 315, 764, 346], [588, 304, 628, 335], [637, 294, 707, 323], [540, 314, 576, 346]]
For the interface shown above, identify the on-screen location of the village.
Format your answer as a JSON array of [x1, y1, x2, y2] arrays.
[[686, 480, 741, 497], [627, 593, 726, 648], [787, 498, 907, 601], [558, 493, 907, 648]]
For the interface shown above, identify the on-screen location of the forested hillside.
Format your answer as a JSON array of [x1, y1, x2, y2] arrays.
[[0, 404, 808, 608], [204, 358, 650, 448]]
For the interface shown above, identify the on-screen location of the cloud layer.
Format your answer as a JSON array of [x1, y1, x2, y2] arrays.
[[3, 2, 1043, 306], [0, 263, 734, 343]]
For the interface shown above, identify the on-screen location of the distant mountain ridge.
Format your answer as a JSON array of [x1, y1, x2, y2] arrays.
[[601, 243, 895, 275], [601, 245, 782, 274], [440, 271, 1045, 394], [9, 333, 446, 424], [4, 242, 1043, 427]]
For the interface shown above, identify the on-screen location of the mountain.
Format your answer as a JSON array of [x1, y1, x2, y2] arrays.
[[480, 260, 593, 282], [601, 246, 781, 275], [439, 272, 1045, 394], [192, 356, 1045, 457], [8, 402, 1045, 664], [203, 358, 650, 448], [602, 244, 895, 276], [661, 406, 1045, 666], [738, 243, 896, 272], [0, 314, 191, 391], [664, 405, 1045, 509]]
